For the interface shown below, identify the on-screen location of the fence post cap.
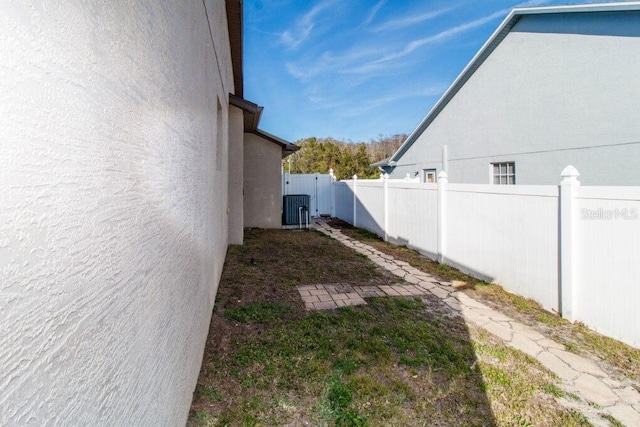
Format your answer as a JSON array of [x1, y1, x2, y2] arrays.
[[561, 165, 580, 184], [383, 173, 389, 180], [353, 174, 358, 180], [437, 171, 448, 183]]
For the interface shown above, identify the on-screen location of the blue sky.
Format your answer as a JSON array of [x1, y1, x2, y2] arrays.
[[244, 0, 600, 143]]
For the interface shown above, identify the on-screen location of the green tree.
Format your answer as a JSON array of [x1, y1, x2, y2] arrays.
[[283, 134, 406, 180]]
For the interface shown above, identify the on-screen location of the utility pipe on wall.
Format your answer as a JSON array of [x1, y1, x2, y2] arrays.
[[442, 145, 449, 175]]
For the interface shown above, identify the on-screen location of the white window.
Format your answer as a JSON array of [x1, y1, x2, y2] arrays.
[[491, 162, 515, 185], [422, 168, 436, 183]]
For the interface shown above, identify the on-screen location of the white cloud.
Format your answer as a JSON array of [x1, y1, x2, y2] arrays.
[[310, 83, 446, 117], [285, 46, 390, 81], [362, 0, 386, 26], [361, 8, 509, 68], [279, 0, 335, 49], [339, 85, 445, 117], [371, 6, 454, 32], [517, 0, 555, 6]]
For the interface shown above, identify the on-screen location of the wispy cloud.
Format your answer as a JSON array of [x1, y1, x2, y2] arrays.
[[517, 0, 555, 6], [362, 0, 386, 27], [359, 8, 509, 69], [286, 45, 390, 81], [337, 84, 447, 117], [280, 0, 335, 49], [371, 6, 454, 32]]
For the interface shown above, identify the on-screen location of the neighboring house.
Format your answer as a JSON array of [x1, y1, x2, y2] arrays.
[[379, 2, 640, 185], [0, 1, 293, 425]]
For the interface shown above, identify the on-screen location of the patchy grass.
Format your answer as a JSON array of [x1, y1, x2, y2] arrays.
[[224, 302, 292, 324], [600, 413, 624, 427], [471, 329, 591, 426], [188, 227, 593, 426], [329, 219, 640, 383]]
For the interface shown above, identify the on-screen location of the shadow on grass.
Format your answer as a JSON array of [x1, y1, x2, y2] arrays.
[[188, 228, 497, 426]]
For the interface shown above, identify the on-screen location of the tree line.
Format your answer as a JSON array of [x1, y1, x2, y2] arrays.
[[284, 134, 406, 180]]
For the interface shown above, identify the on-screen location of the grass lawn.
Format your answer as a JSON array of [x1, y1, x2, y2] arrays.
[[188, 228, 595, 426]]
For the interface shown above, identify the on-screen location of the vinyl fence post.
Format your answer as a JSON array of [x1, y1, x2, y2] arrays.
[[383, 173, 389, 241], [314, 172, 319, 218], [437, 171, 448, 264], [353, 174, 358, 227], [283, 171, 289, 196], [559, 165, 580, 322], [329, 168, 336, 218]]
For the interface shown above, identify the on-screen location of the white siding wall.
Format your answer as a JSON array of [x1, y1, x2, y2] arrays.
[[0, 1, 232, 424], [392, 12, 640, 185]]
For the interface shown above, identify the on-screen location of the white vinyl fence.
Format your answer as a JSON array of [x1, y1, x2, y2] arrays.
[[334, 168, 640, 348], [283, 172, 334, 217]]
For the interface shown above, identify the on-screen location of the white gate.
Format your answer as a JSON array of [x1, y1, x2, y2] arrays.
[[283, 172, 334, 217]]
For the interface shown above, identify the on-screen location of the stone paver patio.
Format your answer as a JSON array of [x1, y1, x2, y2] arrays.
[[298, 220, 640, 427]]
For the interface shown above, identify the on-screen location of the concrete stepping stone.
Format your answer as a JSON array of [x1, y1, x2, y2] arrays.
[[573, 374, 619, 407], [549, 348, 608, 378]]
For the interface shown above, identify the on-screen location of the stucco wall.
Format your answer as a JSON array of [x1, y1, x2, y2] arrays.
[[228, 106, 244, 244], [244, 134, 283, 228], [0, 1, 233, 425], [393, 11, 640, 185]]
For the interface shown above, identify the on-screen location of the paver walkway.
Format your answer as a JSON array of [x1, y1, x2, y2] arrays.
[[300, 221, 640, 427]]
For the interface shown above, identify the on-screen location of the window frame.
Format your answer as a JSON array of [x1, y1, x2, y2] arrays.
[[422, 168, 437, 183], [491, 162, 515, 185]]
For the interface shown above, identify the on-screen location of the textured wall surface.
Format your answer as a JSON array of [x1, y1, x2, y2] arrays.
[[0, 0, 232, 425], [244, 134, 283, 228], [392, 11, 640, 185], [228, 106, 244, 244]]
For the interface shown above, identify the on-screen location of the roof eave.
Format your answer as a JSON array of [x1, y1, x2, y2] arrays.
[[226, 0, 243, 98], [255, 129, 299, 158], [229, 94, 298, 157], [370, 157, 395, 168]]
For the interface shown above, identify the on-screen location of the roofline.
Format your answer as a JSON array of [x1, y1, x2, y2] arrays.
[[229, 94, 259, 116], [229, 94, 263, 131], [370, 157, 396, 168], [229, 94, 299, 157], [254, 129, 299, 158], [390, 1, 640, 162], [255, 129, 300, 157], [225, 0, 243, 97]]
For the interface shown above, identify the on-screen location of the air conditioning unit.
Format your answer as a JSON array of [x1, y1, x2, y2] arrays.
[[283, 195, 310, 226]]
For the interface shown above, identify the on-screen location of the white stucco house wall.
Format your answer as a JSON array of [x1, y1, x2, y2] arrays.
[[379, 2, 640, 186], [0, 1, 294, 425]]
